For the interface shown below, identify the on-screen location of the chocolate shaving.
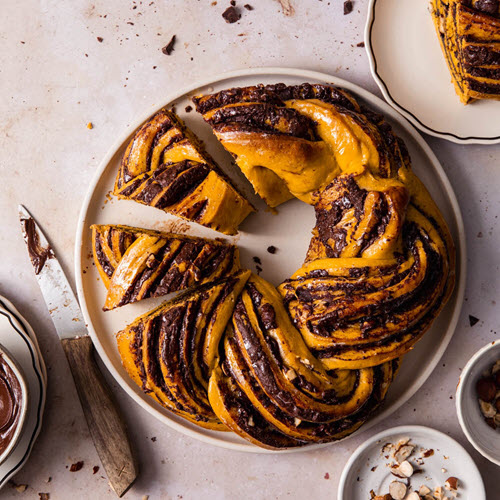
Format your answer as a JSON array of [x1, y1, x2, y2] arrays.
[[97, 36, 103, 42], [267, 245, 277, 254], [244, 3, 253, 9], [162, 35, 176, 55], [356, 41, 365, 47], [469, 315, 479, 327], [222, 6, 241, 23], [344, 0, 353, 15], [70, 461, 84, 472], [93, 465, 100, 474]]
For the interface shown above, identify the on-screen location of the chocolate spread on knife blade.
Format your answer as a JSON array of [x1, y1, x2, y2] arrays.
[[0, 354, 23, 454], [22, 217, 53, 274]]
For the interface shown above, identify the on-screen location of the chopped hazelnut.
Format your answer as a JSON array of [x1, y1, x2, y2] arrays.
[[389, 481, 407, 500], [444, 477, 459, 490]]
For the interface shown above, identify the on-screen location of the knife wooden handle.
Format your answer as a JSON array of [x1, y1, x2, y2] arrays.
[[62, 336, 138, 497]]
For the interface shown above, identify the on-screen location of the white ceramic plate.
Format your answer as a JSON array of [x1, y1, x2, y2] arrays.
[[0, 296, 46, 489], [456, 339, 500, 465], [365, 0, 500, 144], [75, 67, 466, 453], [338, 425, 486, 500]]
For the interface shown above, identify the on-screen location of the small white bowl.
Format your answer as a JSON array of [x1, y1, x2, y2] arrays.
[[0, 346, 29, 465], [338, 425, 485, 500], [456, 339, 500, 465]]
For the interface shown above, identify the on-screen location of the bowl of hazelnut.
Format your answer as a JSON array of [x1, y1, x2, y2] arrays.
[[456, 339, 500, 465]]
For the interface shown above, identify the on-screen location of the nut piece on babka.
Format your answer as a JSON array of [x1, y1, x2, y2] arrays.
[[431, 0, 500, 103], [113, 108, 255, 235], [193, 84, 393, 207], [91, 224, 240, 310], [115, 269, 251, 430]]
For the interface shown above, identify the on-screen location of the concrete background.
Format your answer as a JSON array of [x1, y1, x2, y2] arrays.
[[1, 0, 499, 498]]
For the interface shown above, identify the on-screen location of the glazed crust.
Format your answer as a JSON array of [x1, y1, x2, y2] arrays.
[[91, 224, 240, 310], [115, 270, 251, 430], [113, 108, 254, 235], [431, 0, 500, 103]]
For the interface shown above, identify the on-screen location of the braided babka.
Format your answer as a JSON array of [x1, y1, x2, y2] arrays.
[[431, 0, 500, 103], [113, 108, 254, 235], [116, 270, 251, 430], [111, 83, 455, 449], [91, 224, 240, 310]]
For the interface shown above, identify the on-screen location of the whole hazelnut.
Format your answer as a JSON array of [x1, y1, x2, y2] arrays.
[[477, 377, 496, 402]]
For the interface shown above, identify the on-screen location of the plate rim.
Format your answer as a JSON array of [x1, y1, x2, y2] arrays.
[[0, 297, 46, 489], [365, 0, 500, 145], [337, 424, 486, 500], [74, 66, 466, 453]]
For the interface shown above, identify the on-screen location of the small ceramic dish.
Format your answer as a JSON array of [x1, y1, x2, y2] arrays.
[[0, 344, 29, 465], [456, 339, 500, 465], [338, 425, 485, 500]]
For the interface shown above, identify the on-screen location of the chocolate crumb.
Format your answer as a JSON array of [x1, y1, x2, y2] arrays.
[[46, 477, 52, 483], [185, 105, 193, 113], [244, 3, 253, 9], [253, 256, 262, 265], [222, 6, 241, 23], [356, 41, 365, 47], [162, 35, 176, 55], [97, 36, 103, 42], [39, 494, 50, 500], [93, 466, 100, 474], [343, 0, 353, 14], [70, 461, 84, 472], [151, 436, 157, 442], [256, 265, 262, 274], [267, 245, 277, 254], [324, 472, 330, 479], [469, 315, 480, 327], [371, 466, 377, 471], [230, 0, 236, 5]]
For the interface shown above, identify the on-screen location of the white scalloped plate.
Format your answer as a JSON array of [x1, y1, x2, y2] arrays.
[[0, 296, 46, 489], [365, 0, 500, 144], [75, 68, 466, 453]]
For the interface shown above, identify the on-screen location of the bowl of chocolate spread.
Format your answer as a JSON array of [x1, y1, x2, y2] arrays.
[[0, 346, 28, 463]]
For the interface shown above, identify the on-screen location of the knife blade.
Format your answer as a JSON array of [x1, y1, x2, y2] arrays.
[[19, 205, 138, 497]]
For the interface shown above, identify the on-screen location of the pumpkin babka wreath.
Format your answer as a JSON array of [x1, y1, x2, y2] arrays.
[[100, 83, 455, 449]]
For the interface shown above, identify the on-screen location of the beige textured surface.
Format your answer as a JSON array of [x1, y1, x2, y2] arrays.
[[1, 0, 499, 498]]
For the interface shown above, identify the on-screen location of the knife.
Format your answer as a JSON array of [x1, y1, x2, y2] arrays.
[[19, 205, 138, 497]]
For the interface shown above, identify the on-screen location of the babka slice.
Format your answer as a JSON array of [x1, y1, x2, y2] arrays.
[[431, 0, 500, 103], [91, 224, 240, 310], [193, 84, 398, 207], [113, 108, 255, 235], [208, 274, 397, 449], [116, 269, 251, 430]]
